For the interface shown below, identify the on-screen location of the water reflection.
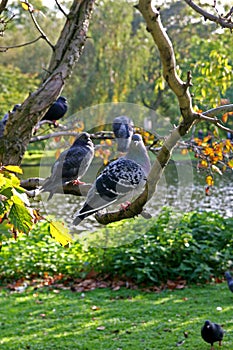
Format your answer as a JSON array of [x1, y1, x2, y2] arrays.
[[22, 160, 233, 236]]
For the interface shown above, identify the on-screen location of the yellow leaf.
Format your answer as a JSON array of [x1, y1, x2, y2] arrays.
[[21, 1, 33, 11], [206, 175, 214, 186], [228, 159, 233, 169], [0, 174, 6, 187], [222, 113, 228, 123], [49, 221, 73, 247], [4, 165, 23, 174]]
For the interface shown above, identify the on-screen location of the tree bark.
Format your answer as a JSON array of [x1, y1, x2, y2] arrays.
[[0, 0, 96, 166]]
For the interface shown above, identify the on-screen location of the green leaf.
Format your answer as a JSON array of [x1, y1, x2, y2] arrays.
[[49, 221, 73, 247], [8, 199, 33, 234]]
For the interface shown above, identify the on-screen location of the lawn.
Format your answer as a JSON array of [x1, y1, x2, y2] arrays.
[[0, 283, 232, 350]]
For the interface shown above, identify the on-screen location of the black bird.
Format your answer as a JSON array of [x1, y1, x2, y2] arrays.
[[225, 271, 233, 292], [201, 320, 224, 350], [41, 132, 94, 200], [41, 96, 68, 125], [112, 115, 134, 152]]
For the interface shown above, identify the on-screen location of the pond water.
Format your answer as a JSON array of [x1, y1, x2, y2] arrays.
[[22, 158, 233, 240]]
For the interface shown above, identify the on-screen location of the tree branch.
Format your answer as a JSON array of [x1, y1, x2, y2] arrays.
[[55, 0, 68, 18], [28, 6, 54, 50], [184, 0, 233, 29], [0, 36, 42, 52], [0, 0, 8, 15], [95, 2, 197, 225]]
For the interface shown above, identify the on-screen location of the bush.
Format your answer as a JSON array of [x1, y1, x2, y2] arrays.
[[0, 209, 232, 285]]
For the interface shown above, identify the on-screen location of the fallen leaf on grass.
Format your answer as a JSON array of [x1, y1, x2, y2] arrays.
[[96, 326, 106, 331], [91, 305, 100, 311]]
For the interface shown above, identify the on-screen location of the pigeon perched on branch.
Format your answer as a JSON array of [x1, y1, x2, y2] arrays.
[[201, 320, 224, 350], [41, 96, 68, 125], [73, 133, 151, 226], [225, 271, 233, 293], [112, 115, 134, 152], [41, 132, 94, 200]]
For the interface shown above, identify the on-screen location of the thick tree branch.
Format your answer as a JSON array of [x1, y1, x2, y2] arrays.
[[95, 2, 197, 225], [0, 0, 96, 165], [0, 0, 7, 15], [184, 0, 233, 29]]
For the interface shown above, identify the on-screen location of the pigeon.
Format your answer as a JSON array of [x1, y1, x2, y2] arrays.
[[201, 320, 224, 350], [41, 132, 94, 200], [112, 115, 134, 152], [41, 96, 68, 125], [225, 271, 233, 292], [0, 104, 21, 137], [73, 133, 151, 226]]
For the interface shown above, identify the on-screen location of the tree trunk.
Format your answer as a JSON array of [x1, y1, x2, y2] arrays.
[[0, 0, 96, 165]]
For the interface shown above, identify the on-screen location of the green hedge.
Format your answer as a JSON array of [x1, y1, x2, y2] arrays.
[[0, 209, 232, 285]]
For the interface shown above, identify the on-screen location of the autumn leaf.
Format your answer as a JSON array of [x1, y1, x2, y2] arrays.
[[228, 159, 233, 169], [21, 1, 34, 12], [49, 221, 73, 246], [3, 165, 23, 174], [222, 113, 228, 123], [206, 175, 214, 186]]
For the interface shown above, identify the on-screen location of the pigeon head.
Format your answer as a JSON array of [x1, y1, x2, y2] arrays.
[[12, 104, 21, 112], [73, 132, 93, 147], [204, 320, 211, 328], [58, 96, 67, 104]]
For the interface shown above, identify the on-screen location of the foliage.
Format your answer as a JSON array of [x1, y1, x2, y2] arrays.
[[0, 65, 39, 116], [0, 209, 232, 285], [1, 284, 233, 349], [0, 166, 73, 248], [0, 165, 35, 244]]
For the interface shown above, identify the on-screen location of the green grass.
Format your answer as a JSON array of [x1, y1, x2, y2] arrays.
[[1, 283, 233, 349]]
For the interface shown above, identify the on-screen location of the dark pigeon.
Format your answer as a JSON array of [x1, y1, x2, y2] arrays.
[[225, 271, 233, 292], [0, 104, 21, 137], [41, 132, 94, 200], [41, 96, 68, 124], [73, 134, 151, 226], [201, 320, 224, 350], [112, 115, 134, 152]]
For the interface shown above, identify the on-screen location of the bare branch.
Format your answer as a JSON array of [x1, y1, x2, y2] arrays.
[[55, 0, 68, 17], [184, 0, 233, 29], [203, 104, 233, 117], [28, 8, 54, 50], [20, 178, 90, 197], [0, 36, 42, 52], [197, 113, 233, 135]]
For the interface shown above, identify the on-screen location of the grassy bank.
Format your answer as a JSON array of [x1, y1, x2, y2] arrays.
[[1, 283, 233, 349]]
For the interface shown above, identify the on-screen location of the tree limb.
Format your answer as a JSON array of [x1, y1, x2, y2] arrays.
[[184, 0, 233, 29], [0, 0, 7, 15], [0, 36, 42, 52]]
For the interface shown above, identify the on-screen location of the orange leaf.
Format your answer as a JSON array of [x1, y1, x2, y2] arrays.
[[222, 113, 228, 123]]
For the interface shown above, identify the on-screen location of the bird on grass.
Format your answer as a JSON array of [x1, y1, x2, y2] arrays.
[[73, 133, 151, 226], [225, 271, 233, 293], [201, 320, 224, 350], [41, 96, 68, 125], [41, 132, 94, 200], [112, 115, 134, 153]]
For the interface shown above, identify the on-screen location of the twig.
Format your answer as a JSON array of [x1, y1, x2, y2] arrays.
[[28, 6, 54, 50], [0, 36, 42, 52], [55, 0, 68, 17], [184, 0, 233, 29]]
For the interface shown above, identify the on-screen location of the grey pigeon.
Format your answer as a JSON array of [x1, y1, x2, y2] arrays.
[[41, 132, 94, 200], [41, 96, 68, 125], [0, 104, 21, 137], [225, 271, 233, 292], [73, 133, 151, 226], [112, 115, 134, 152], [201, 320, 224, 350]]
